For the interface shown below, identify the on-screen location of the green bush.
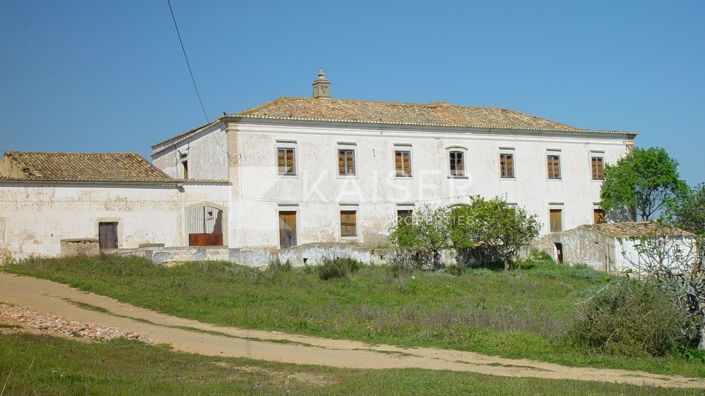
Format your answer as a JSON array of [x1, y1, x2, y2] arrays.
[[445, 264, 465, 276], [267, 257, 292, 272], [568, 278, 698, 357], [317, 257, 362, 280]]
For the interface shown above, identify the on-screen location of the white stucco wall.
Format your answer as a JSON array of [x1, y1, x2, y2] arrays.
[[225, 120, 631, 248], [152, 122, 228, 181], [0, 182, 229, 261], [615, 237, 698, 274]]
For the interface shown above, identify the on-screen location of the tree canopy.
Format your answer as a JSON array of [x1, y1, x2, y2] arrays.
[[449, 196, 540, 270], [667, 183, 705, 237], [600, 147, 686, 221]]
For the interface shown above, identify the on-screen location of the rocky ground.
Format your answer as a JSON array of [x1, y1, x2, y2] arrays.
[[0, 302, 151, 343]]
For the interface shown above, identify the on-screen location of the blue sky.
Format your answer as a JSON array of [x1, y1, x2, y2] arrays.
[[1, 0, 703, 185]]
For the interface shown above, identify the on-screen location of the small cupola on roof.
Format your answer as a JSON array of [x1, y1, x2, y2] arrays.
[[312, 67, 330, 99]]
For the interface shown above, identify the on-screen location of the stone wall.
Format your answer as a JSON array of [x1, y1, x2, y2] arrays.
[[60, 239, 99, 257]]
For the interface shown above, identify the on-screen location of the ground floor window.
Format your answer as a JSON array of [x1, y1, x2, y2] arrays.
[[279, 211, 297, 248], [340, 210, 357, 237], [549, 209, 562, 232]]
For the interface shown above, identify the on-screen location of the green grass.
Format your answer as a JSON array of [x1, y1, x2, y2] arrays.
[[0, 333, 700, 395], [5, 256, 705, 378]]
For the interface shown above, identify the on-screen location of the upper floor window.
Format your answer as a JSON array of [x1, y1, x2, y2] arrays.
[[500, 153, 514, 178], [181, 159, 189, 179], [277, 147, 296, 176], [395, 150, 412, 177], [338, 149, 355, 176], [547, 155, 561, 179], [591, 157, 604, 180], [449, 151, 465, 177]]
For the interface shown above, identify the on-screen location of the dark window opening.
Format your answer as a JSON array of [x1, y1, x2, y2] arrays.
[[449, 151, 465, 176]]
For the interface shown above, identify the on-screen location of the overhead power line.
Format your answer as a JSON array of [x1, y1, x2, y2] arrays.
[[167, 0, 209, 123]]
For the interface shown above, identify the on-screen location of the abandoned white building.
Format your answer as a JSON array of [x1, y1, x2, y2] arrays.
[[0, 152, 229, 262], [0, 70, 638, 264], [533, 222, 698, 274]]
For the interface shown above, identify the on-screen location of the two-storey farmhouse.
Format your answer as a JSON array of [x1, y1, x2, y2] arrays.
[[0, 70, 637, 262], [151, 70, 636, 250]]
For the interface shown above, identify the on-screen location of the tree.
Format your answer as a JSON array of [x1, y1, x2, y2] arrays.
[[387, 205, 452, 270], [668, 183, 705, 237], [449, 196, 540, 271], [600, 147, 687, 221]]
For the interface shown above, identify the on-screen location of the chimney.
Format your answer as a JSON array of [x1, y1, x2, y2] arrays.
[[312, 67, 330, 99]]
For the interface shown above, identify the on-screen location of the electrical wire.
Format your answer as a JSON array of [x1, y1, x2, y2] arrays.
[[167, 0, 209, 123]]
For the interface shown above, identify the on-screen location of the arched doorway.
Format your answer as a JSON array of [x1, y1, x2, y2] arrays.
[[186, 205, 224, 246]]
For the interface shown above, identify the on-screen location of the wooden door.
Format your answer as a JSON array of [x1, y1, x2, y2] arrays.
[[549, 209, 562, 232], [593, 209, 606, 224], [279, 211, 297, 248], [99, 222, 118, 249]]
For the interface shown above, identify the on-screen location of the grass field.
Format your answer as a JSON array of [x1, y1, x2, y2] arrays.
[[5, 255, 705, 378], [0, 333, 701, 395]]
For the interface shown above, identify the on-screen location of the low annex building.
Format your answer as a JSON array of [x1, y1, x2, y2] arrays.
[[0, 152, 228, 261], [533, 221, 697, 274]]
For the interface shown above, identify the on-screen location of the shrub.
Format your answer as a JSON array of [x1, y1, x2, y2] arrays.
[[450, 196, 540, 271], [568, 278, 699, 357], [445, 264, 465, 276], [387, 205, 452, 270], [317, 257, 362, 280], [267, 257, 292, 272]]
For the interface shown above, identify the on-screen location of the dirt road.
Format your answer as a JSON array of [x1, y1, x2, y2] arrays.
[[1, 272, 703, 389]]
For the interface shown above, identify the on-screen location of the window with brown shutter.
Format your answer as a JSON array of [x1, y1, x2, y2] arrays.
[[591, 157, 604, 180], [277, 148, 296, 175], [449, 151, 465, 176], [500, 153, 514, 178], [395, 150, 411, 177], [338, 149, 355, 176], [594, 209, 606, 224], [340, 210, 357, 237], [549, 209, 562, 232], [547, 155, 561, 179]]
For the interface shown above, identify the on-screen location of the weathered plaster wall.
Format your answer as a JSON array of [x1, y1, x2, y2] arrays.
[[615, 237, 698, 274], [152, 122, 228, 181], [0, 182, 229, 260], [533, 228, 617, 272], [229, 120, 631, 249]]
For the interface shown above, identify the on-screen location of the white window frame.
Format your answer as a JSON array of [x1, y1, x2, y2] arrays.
[[446, 146, 468, 178]]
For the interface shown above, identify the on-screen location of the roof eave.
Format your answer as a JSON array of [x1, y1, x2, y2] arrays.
[[224, 115, 638, 137]]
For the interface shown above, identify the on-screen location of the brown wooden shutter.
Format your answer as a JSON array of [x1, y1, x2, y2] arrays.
[[592, 157, 604, 180], [549, 209, 562, 232], [286, 149, 295, 175], [340, 211, 357, 236], [547, 155, 560, 179], [277, 149, 285, 174], [593, 209, 606, 224]]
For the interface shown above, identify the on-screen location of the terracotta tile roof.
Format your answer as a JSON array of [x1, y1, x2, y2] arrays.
[[579, 221, 694, 238], [235, 97, 601, 132], [1, 152, 174, 183]]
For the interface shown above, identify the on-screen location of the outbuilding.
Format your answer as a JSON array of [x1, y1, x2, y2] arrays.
[[533, 221, 698, 274]]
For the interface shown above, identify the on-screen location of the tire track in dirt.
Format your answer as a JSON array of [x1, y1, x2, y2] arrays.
[[1, 272, 703, 389]]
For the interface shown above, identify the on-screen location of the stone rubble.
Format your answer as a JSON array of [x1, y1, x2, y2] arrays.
[[0, 302, 151, 343]]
